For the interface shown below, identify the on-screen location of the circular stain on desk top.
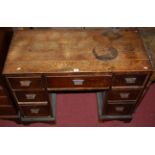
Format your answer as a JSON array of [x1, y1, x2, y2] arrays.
[[92, 46, 118, 61]]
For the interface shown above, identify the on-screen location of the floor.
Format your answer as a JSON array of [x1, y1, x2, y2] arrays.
[[0, 83, 155, 127]]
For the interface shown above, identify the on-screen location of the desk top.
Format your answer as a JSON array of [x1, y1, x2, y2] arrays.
[[3, 28, 151, 74]]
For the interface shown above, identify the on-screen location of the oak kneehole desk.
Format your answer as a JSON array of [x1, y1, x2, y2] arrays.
[[2, 28, 153, 123]]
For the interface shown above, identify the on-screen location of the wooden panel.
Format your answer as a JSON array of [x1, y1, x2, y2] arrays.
[[0, 86, 5, 96], [20, 104, 51, 117], [0, 78, 2, 85], [108, 88, 142, 101], [14, 91, 47, 103], [0, 105, 17, 115], [0, 97, 11, 106], [112, 73, 148, 86], [0, 28, 13, 72], [7, 77, 44, 90], [46, 75, 112, 89]]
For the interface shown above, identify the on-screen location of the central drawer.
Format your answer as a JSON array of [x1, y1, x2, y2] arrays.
[[46, 75, 112, 90], [14, 91, 48, 103]]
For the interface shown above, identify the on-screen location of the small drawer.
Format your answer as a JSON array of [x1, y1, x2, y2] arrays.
[[46, 75, 112, 89], [20, 104, 51, 117], [0, 86, 5, 96], [0, 106, 17, 116], [105, 103, 133, 115], [108, 88, 142, 101], [14, 91, 48, 103], [112, 73, 148, 86], [0, 97, 11, 105], [7, 77, 44, 90]]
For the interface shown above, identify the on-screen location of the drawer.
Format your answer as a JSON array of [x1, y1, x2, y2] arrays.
[[112, 73, 148, 86], [0, 97, 11, 105], [105, 103, 133, 115], [0, 106, 17, 116], [20, 104, 51, 117], [46, 75, 112, 89], [14, 91, 48, 103], [0, 86, 5, 96], [108, 88, 142, 101], [7, 77, 44, 90]]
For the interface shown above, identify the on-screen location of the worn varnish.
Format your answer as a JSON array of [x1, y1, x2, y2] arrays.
[[3, 28, 151, 74], [2, 28, 153, 122], [140, 28, 155, 81]]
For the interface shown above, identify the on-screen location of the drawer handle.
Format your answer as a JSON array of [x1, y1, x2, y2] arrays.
[[20, 80, 32, 87], [25, 94, 36, 100], [125, 77, 136, 84], [72, 79, 85, 85], [115, 106, 125, 112], [30, 108, 40, 114], [120, 93, 130, 99]]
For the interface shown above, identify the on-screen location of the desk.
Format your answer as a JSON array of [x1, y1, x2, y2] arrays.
[[3, 28, 153, 122]]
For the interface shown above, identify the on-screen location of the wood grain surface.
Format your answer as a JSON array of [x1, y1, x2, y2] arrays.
[[3, 28, 151, 74]]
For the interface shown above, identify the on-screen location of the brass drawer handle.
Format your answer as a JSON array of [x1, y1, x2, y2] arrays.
[[120, 93, 130, 99], [72, 79, 85, 85], [25, 94, 36, 100], [125, 77, 136, 84], [30, 108, 40, 114], [115, 106, 125, 112], [20, 80, 32, 87]]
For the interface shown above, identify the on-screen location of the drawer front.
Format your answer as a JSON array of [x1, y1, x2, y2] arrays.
[[108, 88, 141, 101], [7, 77, 43, 90], [0, 86, 5, 96], [112, 73, 147, 86], [105, 103, 133, 115], [0, 106, 17, 116], [14, 91, 47, 103], [0, 97, 11, 105], [47, 75, 112, 89], [20, 105, 51, 117]]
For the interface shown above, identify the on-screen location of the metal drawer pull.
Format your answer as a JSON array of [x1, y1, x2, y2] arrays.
[[20, 80, 32, 87], [120, 93, 130, 98], [125, 77, 136, 84], [30, 108, 40, 114], [115, 106, 125, 112], [72, 79, 85, 85], [25, 94, 36, 100]]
